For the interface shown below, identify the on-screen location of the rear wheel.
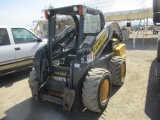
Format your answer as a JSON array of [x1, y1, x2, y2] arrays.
[[109, 56, 126, 86], [82, 68, 112, 112], [28, 67, 40, 101]]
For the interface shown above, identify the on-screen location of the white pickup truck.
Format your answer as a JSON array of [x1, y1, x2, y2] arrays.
[[0, 26, 47, 76]]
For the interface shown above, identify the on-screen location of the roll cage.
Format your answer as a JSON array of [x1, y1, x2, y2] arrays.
[[45, 5, 105, 71]]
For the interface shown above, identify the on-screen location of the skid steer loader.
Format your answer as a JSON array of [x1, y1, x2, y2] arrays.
[[29, 5, 126, 112]]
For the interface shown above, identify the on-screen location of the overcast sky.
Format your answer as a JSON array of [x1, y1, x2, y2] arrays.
[[85, 0, 152, 12], [0, 0, 87, 27], [0, 0, 152, 27]]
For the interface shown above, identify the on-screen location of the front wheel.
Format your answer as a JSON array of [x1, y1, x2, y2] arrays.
[[82, 68, 112, 112]]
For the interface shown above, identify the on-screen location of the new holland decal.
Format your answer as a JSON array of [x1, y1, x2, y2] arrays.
[[92, 30, 107, 55]]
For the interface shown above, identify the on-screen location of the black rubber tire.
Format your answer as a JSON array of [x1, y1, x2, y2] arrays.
[[109, 56, 126, 86], [157, 40, 160, 62], [28, 67, 39, 101], [82, 68, 112, 113]]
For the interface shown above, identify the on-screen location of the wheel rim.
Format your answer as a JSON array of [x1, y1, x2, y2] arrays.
[[121, 63, 125, 78], [100, 79, 109, 103]]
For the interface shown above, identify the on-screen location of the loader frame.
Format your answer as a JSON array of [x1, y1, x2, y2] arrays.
[[31, 5, 124, 111]]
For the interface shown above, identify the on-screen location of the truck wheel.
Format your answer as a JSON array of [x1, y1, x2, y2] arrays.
[[109, 56, 126, 86], [28, 67, 40, 101], [157, 40, 160, 62], [82, 68, 112, 112]]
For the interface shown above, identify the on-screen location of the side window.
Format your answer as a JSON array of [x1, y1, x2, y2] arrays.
[[11, 28, 38, 44], [84, 13, 101, 34], [0, 28, 10, 46]]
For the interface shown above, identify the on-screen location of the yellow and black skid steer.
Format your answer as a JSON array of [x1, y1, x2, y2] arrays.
[[29, 5, 126, 112]]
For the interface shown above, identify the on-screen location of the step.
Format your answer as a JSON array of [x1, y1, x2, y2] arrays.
[[43, 94, 63, 105]]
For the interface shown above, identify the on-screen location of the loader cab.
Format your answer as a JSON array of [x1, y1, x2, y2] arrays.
[[45, 5, 105, 70]]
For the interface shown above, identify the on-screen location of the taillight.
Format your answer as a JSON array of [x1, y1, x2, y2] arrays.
[[78, 6, 83, 15], [45, 11, 48, 19]]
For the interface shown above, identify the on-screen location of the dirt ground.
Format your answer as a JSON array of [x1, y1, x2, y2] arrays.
[[0, 32, 160, 120]]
